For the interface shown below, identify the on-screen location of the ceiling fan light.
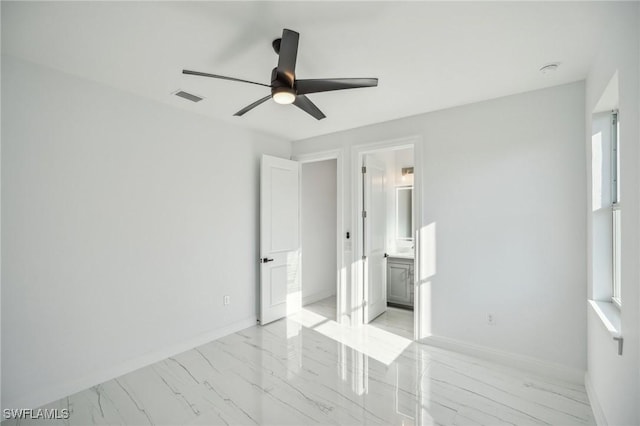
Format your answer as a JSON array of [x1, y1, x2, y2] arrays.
[[272, 87, 296, 105]]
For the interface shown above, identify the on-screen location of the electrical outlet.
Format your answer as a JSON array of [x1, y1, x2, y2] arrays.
[[223, 295, 230, 306], [487, 313, 495, 326]]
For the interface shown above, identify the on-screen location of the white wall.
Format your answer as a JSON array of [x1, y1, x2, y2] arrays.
[[293, 81, 587, 372], [0, 4, 4, 414], [301, 159, 337, 305], [1, 56, 290, 410], [394, 148, 414, 187], [584, 3, 640, 425], [0, 5, 4, 413]]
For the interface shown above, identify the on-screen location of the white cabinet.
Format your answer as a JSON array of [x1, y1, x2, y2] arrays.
[[387, 257, 414, 308]]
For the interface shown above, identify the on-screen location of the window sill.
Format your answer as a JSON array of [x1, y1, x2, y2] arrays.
[[611, 297, 621, 310], [588, 300, 621, 338]]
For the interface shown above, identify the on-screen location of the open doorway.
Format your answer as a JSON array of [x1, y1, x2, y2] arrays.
[[354, 139, 420, 340], [295, 152, 343, 324], [300, 159, 338, 319]]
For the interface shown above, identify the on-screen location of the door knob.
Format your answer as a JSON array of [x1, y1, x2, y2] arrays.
[[260, 258, 274, 263]]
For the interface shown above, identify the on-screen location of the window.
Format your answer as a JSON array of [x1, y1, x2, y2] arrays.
[[611, 111, 621, 306]]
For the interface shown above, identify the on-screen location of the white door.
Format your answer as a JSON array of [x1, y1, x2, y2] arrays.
[[364, 155, 387, 323], [260, 155, 301, 325]]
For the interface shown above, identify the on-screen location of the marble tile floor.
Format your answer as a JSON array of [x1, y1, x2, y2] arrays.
[[3, 314, 595, 426], [303, 296, 338, 321], [304, 296, 414, 340], [368, 306, 413, 340]]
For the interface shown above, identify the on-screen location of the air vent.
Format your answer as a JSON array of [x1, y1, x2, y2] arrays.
[[174, 90, 204, 103]]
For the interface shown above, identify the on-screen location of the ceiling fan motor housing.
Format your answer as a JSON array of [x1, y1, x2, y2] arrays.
[[270, 67, 289, 88], [270, 67, 296, 104], [269, 67, 295, 104]]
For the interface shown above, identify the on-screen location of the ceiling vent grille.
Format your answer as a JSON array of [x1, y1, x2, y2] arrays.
[[174, 90, 204, 103]]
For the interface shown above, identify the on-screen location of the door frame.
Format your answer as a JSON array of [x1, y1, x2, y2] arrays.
[[351, 135, 423, 340], [293, 149, 345, 324]]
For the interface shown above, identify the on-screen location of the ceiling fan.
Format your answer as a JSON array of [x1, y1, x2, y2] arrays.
[[182, 29, 378, 120]]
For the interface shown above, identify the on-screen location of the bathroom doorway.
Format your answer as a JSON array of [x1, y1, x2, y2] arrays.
[[353, 137, 421, 340]]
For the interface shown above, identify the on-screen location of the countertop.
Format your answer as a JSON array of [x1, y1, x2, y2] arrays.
[[387, 252, 414, 260]]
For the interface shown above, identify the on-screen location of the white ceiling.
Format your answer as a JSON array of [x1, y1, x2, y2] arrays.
[[2, 1, 612, 141]]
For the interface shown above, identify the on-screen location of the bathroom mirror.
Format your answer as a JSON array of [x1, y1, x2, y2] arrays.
[[396, 186, 414, 240]]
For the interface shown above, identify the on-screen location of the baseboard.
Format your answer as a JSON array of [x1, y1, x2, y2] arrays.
[[4, 316, 257, 411], [302, 289, 336, 306], [420, 335, 585, 384], [584, 372, 608, 426]]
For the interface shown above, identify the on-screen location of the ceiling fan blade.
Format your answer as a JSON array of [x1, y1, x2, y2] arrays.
[[233, 95, 272, 116], [183, 70, 271, 88], [293, 95, 326, 120], [276, 29, 299, 87], [296, 78, 378, 95]]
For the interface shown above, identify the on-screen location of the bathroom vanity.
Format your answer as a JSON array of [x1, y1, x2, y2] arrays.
[[387, 183, 415, 309], [387, 254, 414, 309]]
